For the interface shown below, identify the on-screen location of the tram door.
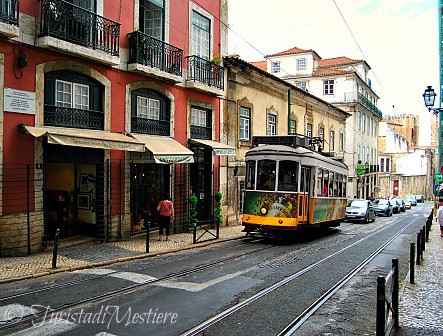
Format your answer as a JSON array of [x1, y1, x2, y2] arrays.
[[298, 167, 310, 223]]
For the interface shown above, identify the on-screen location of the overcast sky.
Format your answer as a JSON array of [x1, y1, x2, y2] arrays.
[[227, 0, 438, 146]]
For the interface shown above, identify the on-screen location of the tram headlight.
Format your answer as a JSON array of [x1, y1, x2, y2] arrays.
[[260, 207, 268, 215]]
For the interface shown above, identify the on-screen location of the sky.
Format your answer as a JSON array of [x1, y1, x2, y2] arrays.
[[227, 0, 439, 146]]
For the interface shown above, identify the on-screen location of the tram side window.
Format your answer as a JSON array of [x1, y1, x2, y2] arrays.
[[317, 168, 323, 197], [278, 161, 298, 192], [333, 173, 338, 197], [323, 170, 329, 196], [245, 161, 256, 190], [257, 160, 276, 191]]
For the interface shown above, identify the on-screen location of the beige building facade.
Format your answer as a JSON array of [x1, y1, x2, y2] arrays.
[[222, 56, 350, 225]]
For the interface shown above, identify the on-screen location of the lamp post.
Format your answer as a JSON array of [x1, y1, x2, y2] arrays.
[[423, 85, 443, 206]]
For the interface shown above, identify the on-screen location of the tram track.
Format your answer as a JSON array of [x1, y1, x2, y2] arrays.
[[181, 215, 420, 336], [0, 239, 275, 333]]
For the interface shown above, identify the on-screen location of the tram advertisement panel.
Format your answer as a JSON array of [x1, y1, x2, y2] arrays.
[[244, 191, 298, 218], [311, 198, 346, 223]]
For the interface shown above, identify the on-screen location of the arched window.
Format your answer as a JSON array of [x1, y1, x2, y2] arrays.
[[44, 71, 104, 130], [131, 88, 170, 135]]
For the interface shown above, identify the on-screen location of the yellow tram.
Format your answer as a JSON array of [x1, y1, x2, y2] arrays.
[[242, 135, 349, 235]]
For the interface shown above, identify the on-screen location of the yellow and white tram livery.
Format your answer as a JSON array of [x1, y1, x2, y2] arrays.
[[242, 135, 349, 234]]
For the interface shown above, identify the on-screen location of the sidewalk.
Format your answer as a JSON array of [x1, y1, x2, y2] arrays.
[[0, 225, 245, 284], [393, 218, 443, 335]]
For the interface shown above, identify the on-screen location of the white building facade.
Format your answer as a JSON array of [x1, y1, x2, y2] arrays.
[[260, 47, 382, 199]]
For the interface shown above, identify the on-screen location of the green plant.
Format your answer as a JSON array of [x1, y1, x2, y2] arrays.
[[211, 55, 221, 65], [189, 195, 199, 229], [214, 191, 223, 224]]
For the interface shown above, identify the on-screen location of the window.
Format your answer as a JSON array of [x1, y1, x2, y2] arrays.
[[306, 123, 312, 137], [56, 80, 89, 110], [245, 161, 256, 190], [290, 120, 296, 134], [339, 133, 343, 152], [367, 116, 371, 134], [296, 58, 306, 71], [240, 107, 250, 141], [295, 81, 307, 91], [386, 158, 390, 172], [357, 145, 361, 160], [319, 127, 324, 140], [323, 80, 334, 95], [380, 158, 385, 172], [142, 0, 164, 40], [278, 161, 298, 192], [136, 96, 160, 119], [357, 111, 361, 131], [363, 114, 366, 133], [191, 11, 210, 59], [257, 160, 276, 191], [271, 61, 280, 73], [330, 130, 335, 151], [191, 107, 207, 127], [267, 114, 276, 135]]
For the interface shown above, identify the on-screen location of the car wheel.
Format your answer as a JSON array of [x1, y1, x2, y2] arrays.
[[389, 210, 393, 217], [365, 213, 370, 224]]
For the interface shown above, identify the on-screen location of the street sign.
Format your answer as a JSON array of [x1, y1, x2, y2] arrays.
[[435, 172, 443, 182]]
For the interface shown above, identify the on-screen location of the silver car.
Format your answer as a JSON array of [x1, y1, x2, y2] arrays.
[[405, 195, 417, 206]]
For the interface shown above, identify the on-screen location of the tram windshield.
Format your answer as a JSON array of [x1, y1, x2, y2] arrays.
[[278, 160, 298, 191]]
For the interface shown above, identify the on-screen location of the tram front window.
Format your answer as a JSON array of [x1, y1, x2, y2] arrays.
[[257, 160, 276, 191], [278, 160, 298, 191]]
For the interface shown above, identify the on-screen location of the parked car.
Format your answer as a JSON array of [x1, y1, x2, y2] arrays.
[[404, 200, 412, 210], [346, 199, 376, 223], [397, 199, 406, 212], [405, 195, 417, 206], [415, 194, 424, 203], [389, 198, 401, 214], [373, 199, 393, 217]]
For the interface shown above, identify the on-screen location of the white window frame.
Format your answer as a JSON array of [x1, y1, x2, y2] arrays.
[[267, 114, 276, 135], [56, 79, 89, 110], [144, 0, 164, 40], [290, 120, 296, 134], [330, 130, 335, 151], [323, 80, 334, 95], [306, 123, 312, 138], [271, 61, 280, 73], [191, 107, 207, 127], [189, 4, 214, 60], [240, 107, 250, 140], [357, 111, 361, 131], [296, 58, 306, 71], [137, 96, 160, 120], [339, 132, 343, 152], [295, 81, 307, 91]]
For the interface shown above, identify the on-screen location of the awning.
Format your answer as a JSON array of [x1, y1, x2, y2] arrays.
[[130, 133, 194, 164], [23, 126, 145, 152], [190, 139, 236, 156]]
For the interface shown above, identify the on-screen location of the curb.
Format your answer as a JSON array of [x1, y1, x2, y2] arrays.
[[0, 235, 245, 284]]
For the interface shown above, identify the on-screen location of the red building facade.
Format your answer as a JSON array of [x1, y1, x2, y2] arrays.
[[0, 0, 231, 256]]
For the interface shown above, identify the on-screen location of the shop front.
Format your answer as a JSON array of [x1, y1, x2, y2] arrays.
[[189, 139, 235, 221], [129, 134, 194, 233]]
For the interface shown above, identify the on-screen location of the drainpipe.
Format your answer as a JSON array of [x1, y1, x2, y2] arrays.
[[288, 89, 291, 134]]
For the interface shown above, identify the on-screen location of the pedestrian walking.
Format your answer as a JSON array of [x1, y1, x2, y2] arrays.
[[437, 202, 443, 237], [157, 194, 174, 241]]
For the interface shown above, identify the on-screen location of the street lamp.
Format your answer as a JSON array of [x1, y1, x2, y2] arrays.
[[423, 85, 443, 114]]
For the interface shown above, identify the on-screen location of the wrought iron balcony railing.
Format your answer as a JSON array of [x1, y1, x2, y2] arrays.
[[186, 55, 224, 91], [39, 0, 120, 56], [0, 0, 19, 26], [128, 31, 183, 77], [131, 117, 170, 136], [190, 125, 211, 140], [331, 92, 382, 118], [358, 93, 382, 118], [44, 105, 104, 130]]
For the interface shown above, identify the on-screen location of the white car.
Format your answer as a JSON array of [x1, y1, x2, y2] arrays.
[[404, 200, 411, 209]]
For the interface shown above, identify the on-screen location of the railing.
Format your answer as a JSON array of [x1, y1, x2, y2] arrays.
[[186, 55, 224, 90], [190, 125, 211, 140], [44, 105, 104, 130], [128, 31, 183, 77], [358, 92, 383, 118], [131, 117, 170, 136], [39, 0, 120, 56], [376, 259, 399, 336], [0, 0, 19, 26], [193, 219, 220, 244]]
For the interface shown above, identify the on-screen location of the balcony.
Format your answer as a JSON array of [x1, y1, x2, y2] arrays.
[[127, 31, 183, 84], [38, 0, 120, 65], [185, 55, 224, 96], [331, 92, 382, 118], [190, 125, 211, 140], [131, 117, 170, 136], [0, 0, 19, 38], [44, 105, 104, 130]]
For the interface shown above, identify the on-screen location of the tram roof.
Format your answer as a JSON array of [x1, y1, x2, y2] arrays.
[[246, 144, 348, 174]]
